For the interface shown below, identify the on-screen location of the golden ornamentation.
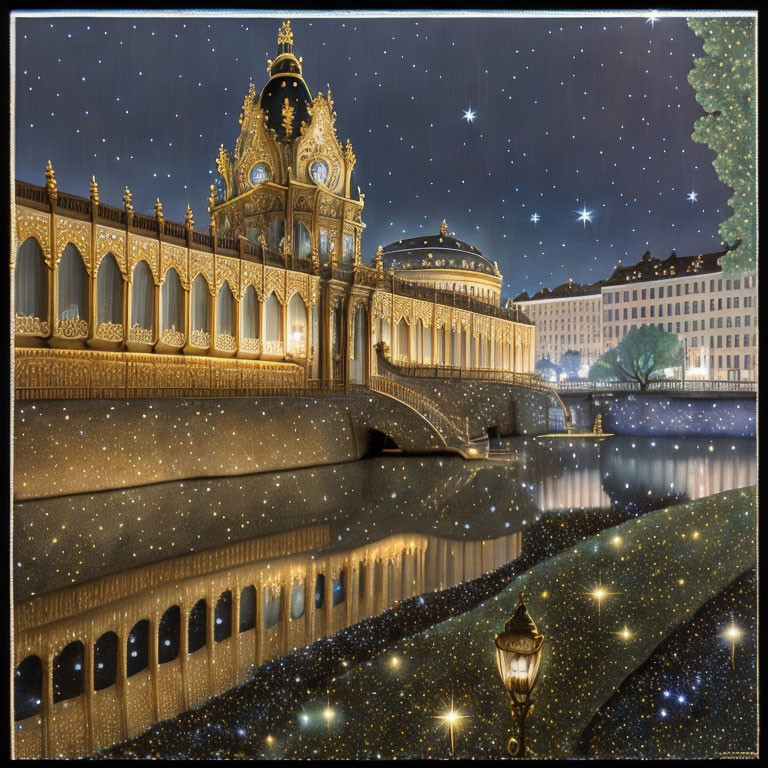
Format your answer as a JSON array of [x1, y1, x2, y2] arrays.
[[344, 138, 356, 171], [95, 321, 124, 342], [55, 316, 88, 338], [440, 219, 448, 236], [277, 19, 293, 46], [154, 198, 164, 224], [123, 187, 134, 222], [190, 251, 215, 295], [262, 340, 285, 356], [129, 236, 159, 281], [394, 296, 412, 325], [128, 325, 154, 344], [413, 301, 433, 328], [96, 228, 127, 274], [240, 337, 261, 354], [89, 176, 99, 205], [264, 266, 285, 303], [374, 245, 384, 272], [14, 315, 49, 336], [282, 97, 295, 139], [45, 160, 57, 202], [217, 145, 234, 199], [161, 243, 188, 287], [296, 91, 344, 193], [190, 329, 211, 347], [160, 328, 185, 346], [56, 216, 92, 271], [240, 261, 263, 300], [15, 210, 51, 264], [216, 333, 237, 352], [185, 204, 194, 230], [216, 255, 240, 296]]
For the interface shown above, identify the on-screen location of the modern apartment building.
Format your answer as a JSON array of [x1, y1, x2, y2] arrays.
[[513, 249, 758, 381]]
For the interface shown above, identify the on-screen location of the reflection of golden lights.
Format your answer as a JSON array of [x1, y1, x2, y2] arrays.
[[723, 621, 744, 670], [390, 656, 400, 667], [612, 535, 622, 547], [323, 707, 336, 722], [692, 531, 700, 540], [541, 590, 549, 599], [678, 578, 685, 585], [467, 447, 479, 455], [265, 735, 274, 745]]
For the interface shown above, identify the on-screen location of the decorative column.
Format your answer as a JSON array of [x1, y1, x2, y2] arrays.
[[231, 585, 241, 686], [117, 624, 129, 742], [206, 591, 215, 697], [280, 580, 291, 655], [45, 162, 59, 343], [323, 567, 334, 636], [83, 636, 95, 754], [153, 277, 161, 346], [179, 605, 189, 713], [254, 581, 263, 667], [149, 619, 159, 723], [41, 651, 54, 758]]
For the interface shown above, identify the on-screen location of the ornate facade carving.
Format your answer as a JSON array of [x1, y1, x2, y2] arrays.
[[128, 325, 154, 344], [240, 261, 264, 300], [295, 92, 345, 194], [55, 317, 89, 339], [15, 210, 51, 264], [160, 328, 186, 347], [95, 322, 124, 342], [216, 333, 237, 353], [190, 329, 211, 347], [95, 227, 126, 274], [161, 243, 188, 287], [129, 235, 160, 282], [190, 252, 215, 294], [215, 255, 240, 297], [264, 266, 285, 302], [15, 315, 49, 336], [57, 217, 92, 272]]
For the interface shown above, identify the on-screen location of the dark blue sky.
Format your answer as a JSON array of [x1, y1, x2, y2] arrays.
[[13, 12, 733, 300]]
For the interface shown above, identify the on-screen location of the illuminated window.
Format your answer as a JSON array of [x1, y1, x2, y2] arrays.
[[310, 160, 329, 185], [250, 162, 270, 186]]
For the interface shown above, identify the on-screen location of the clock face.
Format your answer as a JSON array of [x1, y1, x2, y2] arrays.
[[250, 163, 270, 186], [310, 160, 329, 186]]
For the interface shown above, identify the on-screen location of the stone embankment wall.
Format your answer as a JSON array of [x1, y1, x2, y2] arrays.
[[13, 394, 447, 500], [561, 393, 756, 437]]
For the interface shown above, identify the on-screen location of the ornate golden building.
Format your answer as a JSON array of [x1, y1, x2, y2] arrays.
[[12, 20, 536, 398]]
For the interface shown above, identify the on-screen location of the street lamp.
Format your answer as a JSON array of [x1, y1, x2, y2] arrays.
[[494, 592, 544, 758]]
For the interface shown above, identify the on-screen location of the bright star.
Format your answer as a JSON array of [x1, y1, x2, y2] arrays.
[[646, 12, 661, 28], [687, 190, 698, 203], [530, 212, 541, 225], [462, 106, 476, 123], [575, 206, 594, 227]]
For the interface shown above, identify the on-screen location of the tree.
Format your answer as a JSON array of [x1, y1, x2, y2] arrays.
[[687, 18, 756, 277], [589, 325, 683, 390], [535, 357, 561, 382], [560, 349, 582, 379]]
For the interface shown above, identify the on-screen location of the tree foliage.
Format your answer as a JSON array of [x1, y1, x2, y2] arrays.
[[560, 349, 582, 378], [687, 18, 756, 277], [589, 325, 683, 390]]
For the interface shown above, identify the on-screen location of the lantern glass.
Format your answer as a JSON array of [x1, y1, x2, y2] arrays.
[[495, 634, 543, 703]]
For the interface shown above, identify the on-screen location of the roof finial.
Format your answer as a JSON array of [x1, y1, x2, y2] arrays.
[[278, 20, 293, 47], [89, 176, 100, 205], [440, 219, 447, 236]]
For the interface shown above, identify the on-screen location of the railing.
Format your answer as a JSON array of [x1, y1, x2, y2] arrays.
[[555, 379, 757, 393], [132, 212, 157, 233], [368, 374, 469, 443], [14, 380, 349, 401], [388, 360, 554, 392], [97, 204, 126, 226], [15, 181, 48, 205], [164, 220, 187, 240], [56, 192, 91, 216], [192, 230, 214, 248]]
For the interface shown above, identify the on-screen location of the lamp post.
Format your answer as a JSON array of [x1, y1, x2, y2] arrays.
[[494, 592, 544, 758]]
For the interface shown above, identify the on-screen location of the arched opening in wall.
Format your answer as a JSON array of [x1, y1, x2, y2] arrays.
[[217, 281, 235, 340], [53, 640, 84, 703], [96, 252, 123, 331], [158, 606, 180, 663], [241, 285, 259, 348], [342, 233, 354, 264], [191, 274, 211, 342], [397, 318, 410, 363], [293, 221, 311, 260], [239, 585, 256, 632], [437, 325, 447, 365], [131, 260, 154, 336], [161, 267, 185, 338], [332, 570, 346, 607], [15, 237, 48, 325], [363, 428, 401, 457], [423, 321, 433, 364], [14, 655, 42, 721], [93, 631, 118, 690], [414, 319, 424, 364], [188, 598, 207, 653], [57, 243, 88, 330], [290, 581, 305, 620], [460, 327, 468, 367], [214, 590, 232, 641], [287, 293, 308, 357], [314, 574, 325, 609], [471, 334, 477, 368], [266, 217, 285, 254], [263, 586, 282, 630], [127, 619, 149, 677], [264, 292, 283, 351], [350, 303, 367, 384]]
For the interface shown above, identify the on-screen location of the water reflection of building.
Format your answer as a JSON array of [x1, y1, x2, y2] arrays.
[[13, 20, 536, 398], [13, 527, 520, 758]]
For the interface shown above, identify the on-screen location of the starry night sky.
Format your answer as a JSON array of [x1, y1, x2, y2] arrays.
[[13, 12, 734, 300]]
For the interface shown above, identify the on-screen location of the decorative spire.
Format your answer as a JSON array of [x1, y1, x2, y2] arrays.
[[281, 97, 295, 139], [45, 160, 58, 202], [123, 187, 134, 223], [344, 138, 356, 169], [185, 204, 194, 230], [440, 219, 447, 236], [277, 19, 293, 46], [208, 184, 217, 214], [89, 176, 100, 205], [374, 245, 384, 273]]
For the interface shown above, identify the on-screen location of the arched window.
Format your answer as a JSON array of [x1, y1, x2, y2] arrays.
[[127, 619, 149, 677], [397, 318, 410, 362], [239, 586, 256, 633], [159, 606, 180, 664], [266, 217, 285, 254], [191, 274, 210, 335], [94, 631, 118, 691], [287, 293, 307, 357], [293, 221, 311, 260], [14, 655, 42, 721], [15, 237, 48, 324], [263, 586, 282, 630], [319, 228, 329, 259], [290, 581, 305, 620], [161, 268, 185, 335], [241, 285, 259, 344], [53, 641, 84, 703], [342, 233, 354, 264], [332, 571, 346, 607], [217, 281, 235, 338], [131, 260, 154, 335], [96, 252, 123, 329], [314, 574, 325, 609], [214, 590, 232, 642], [264, 292, 282, 344], [57, 244, 88, 331], [188, 599, 207, 653]]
